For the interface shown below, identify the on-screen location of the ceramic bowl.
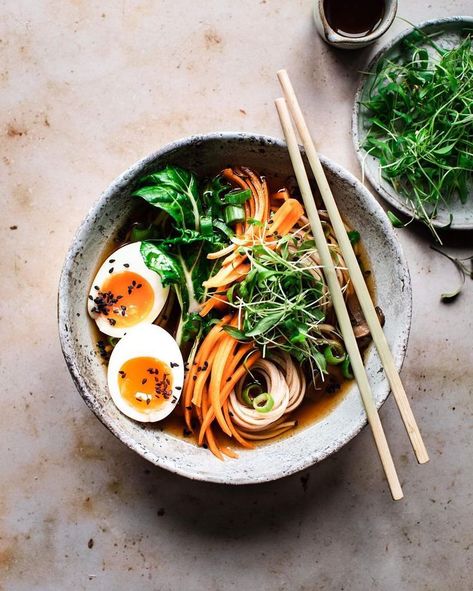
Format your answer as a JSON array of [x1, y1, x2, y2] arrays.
[[58, 132, 411, 484]]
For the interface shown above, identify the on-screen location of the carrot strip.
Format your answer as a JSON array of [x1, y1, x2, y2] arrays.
[[207, 243, 235, 260], [199, 294, 228, 317], [244, 168, 264, 223], [266, 198, 304, 236], [222, 250, 244, 266], [223, 401, 254, 449], [221, 445, 239, 459], [191, 345, 218, 407], [208, 335, 237, 436], [271, 188, 290, 201], [203, 262, 250, 289], [204, 425, 224, 460]]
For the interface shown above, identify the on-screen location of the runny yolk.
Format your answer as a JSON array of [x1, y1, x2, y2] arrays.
[[118, 356, 174, 412], [98, 271, 154, 328]]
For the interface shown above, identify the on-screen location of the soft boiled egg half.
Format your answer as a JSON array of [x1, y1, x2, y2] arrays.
[[107, 324, 184, 422], [87, 241, 169, 338]]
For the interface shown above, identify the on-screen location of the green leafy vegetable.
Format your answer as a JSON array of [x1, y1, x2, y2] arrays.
[[133, 165, 202, 232], [362, 32, 473, 240], [133, 165, 244, 346]]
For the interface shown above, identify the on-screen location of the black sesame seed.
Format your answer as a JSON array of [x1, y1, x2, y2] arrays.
[[109, 259, 115, 263], [88, 295, 93, 300], [108, 318, 116, 326], [142, 378, 147, 385], [109, 267, 114, 273], [123, 263, 130, 268], [136, 284, 142, 289], [175, 386, 182, 391]]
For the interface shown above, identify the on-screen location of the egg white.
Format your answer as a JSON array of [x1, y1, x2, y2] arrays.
[[87, 241, 169, 338], [107, 324, 184, 422]]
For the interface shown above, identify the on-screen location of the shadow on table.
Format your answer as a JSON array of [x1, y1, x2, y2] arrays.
[[115, 422, 381, 541]]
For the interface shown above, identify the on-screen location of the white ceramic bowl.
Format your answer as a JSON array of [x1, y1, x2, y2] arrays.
[[58, 132, 411, 484]]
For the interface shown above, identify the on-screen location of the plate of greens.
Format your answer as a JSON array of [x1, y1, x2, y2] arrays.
[[353, 17, 473, 236]]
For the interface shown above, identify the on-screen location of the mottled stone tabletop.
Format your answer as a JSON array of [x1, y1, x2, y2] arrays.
[[2, 1, 473, 590]]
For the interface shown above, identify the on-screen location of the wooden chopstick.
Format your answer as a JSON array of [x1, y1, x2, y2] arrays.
[[275, 97, 403, 501], [277, 69, 429, 465]]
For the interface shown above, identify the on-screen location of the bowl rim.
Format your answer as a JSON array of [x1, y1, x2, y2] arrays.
[[58, 131, 412, 484], [352, 15, 473, 230]]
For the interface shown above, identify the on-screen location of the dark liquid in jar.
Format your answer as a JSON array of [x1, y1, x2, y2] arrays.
[[323, 0, 385, 38]]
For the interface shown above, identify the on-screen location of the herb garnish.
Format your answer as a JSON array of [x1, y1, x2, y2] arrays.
[[363, 30, 473, 239]]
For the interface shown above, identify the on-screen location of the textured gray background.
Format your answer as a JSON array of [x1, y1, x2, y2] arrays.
[[1, 1, 472, 589]]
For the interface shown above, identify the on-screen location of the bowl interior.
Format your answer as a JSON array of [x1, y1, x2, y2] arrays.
[[353, 17, 473, 230], [59, 133, 411, 484]]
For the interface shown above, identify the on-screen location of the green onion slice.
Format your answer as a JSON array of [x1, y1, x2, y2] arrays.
[[224, 205, 245, 225], [323, 344, 346, 366], [241, 383, 263, 407], [252, 393, 274, 413], [223, 188, 251, 205]]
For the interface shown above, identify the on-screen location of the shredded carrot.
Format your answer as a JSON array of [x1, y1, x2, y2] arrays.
[[266, 198, 304, 236], [223, 401, 254, 449], [271, 188, 290, 201], [203, 262, 250, 290], [208, 334, 237, 436], [199, 294, 228, 317], [198, 348, 261, 443]]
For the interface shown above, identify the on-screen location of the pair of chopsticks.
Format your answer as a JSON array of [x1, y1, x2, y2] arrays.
[[275, 70, 428, 501]]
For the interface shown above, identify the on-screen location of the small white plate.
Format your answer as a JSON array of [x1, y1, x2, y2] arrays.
[[353, 16, 473, 229]]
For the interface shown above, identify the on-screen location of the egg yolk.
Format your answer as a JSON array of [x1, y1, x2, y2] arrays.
[[118, 356, 174, 412], [94, 271, 154, 328]]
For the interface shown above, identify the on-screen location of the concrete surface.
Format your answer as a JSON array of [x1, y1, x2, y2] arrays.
[[1, 1, 472, 589]]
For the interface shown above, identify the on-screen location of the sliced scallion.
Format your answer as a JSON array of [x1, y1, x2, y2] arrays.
[[252, 393, 274, 413], [224, 188, 251, 205], [241, 383, 263, 407], [323, 344, 346, 365], [224, 205, 245, 225]]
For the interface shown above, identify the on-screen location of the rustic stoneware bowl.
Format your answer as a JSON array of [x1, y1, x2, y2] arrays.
[[58, 132, 411, 484]]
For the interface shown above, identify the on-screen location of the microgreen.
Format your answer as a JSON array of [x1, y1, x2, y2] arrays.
[[362, 31, 473, 240], [222, 236, 345, 380]]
